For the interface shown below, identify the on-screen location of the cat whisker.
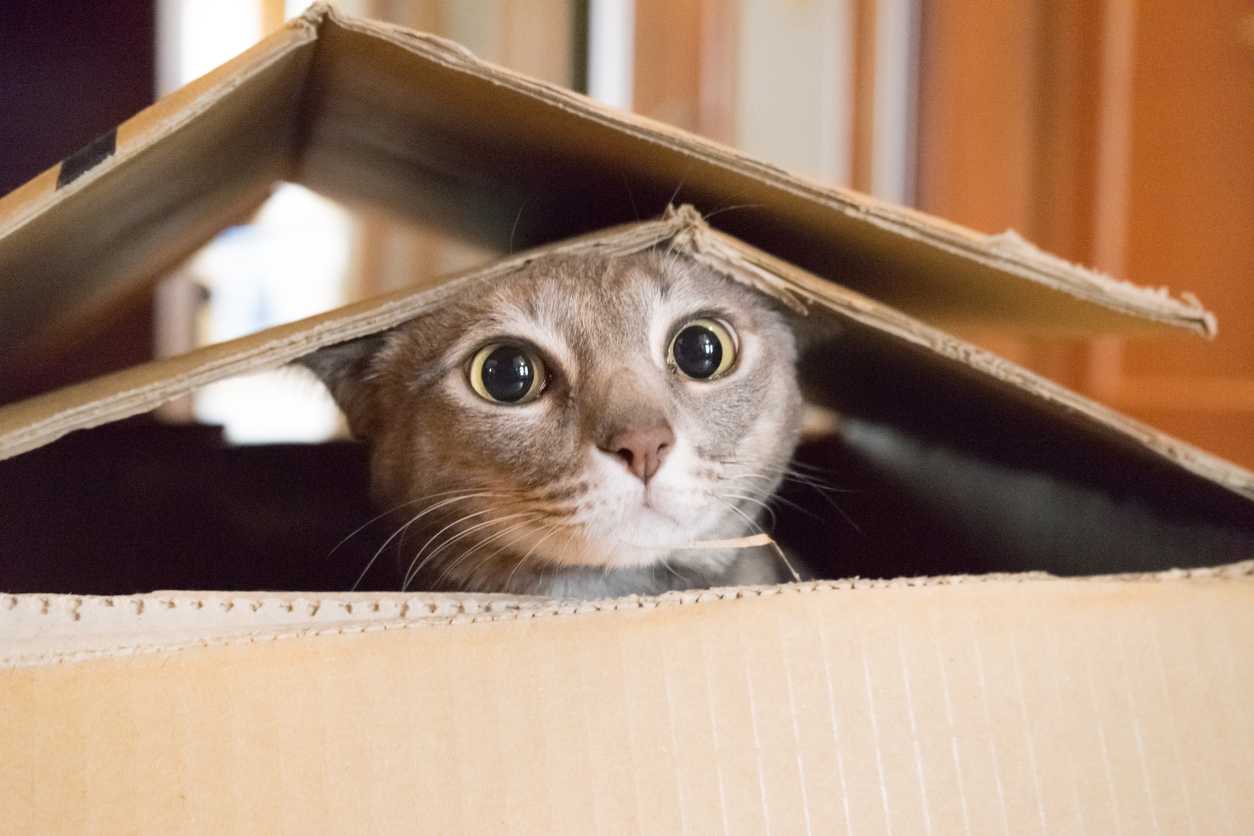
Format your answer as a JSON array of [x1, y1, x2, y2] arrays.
[[550, 528, 579, 568], [444, 515, 545, 590], [666, 173, 689, 212], [508, 198, 529, 254], [431, 509, 538, 561], [620, 172, 640, 221], [782, 478, 858, 500], [352, 491, 502, 591], [421, 510, 541, 588], [571, 531, 596, 572], [779, 467, 860, 494], [781, 488, 862, 536], [523, 481, 589, 503], [706, 495, 802, 581], [353, 513, 428, 592], [716, 475, 828, 525], [780, 459, 835, 474], [765, 488, 830, 524], [715, 491, 778, 531], [543, 529, 574, 589], [327, 498, 426, 560], [709, 494, 767, 540], [434, 515, 542, 587], [701, 202, 765, 223], [717, 463, 863, 531], [505, 524, 564, 591], [657, 555, 690, 584], [720, 456, 833, 475], [718, 459, 851, 489], [403, 506, 504, 591], [771, 473, 866, 535], [710, 456, 835, 477], [328, 485, 500, 560]]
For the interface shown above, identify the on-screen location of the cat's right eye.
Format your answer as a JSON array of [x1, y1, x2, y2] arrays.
[[468, 343, 547, 404]]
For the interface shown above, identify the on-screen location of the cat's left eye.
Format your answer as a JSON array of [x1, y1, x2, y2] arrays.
[[668, 318, 738, 380], [468, 343, 547, 404]]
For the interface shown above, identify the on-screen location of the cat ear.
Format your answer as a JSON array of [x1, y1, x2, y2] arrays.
[[295, 334, 388, 438]]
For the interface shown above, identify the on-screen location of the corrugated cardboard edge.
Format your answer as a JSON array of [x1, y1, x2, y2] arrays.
[[3, 559, 1251, 669], [315, 5, 1216, 337]]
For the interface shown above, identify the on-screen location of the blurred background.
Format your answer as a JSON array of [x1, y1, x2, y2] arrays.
[[3, 0, 1253, 464]]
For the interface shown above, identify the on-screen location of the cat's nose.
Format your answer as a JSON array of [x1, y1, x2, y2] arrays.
[[603, 423, 675, 482]]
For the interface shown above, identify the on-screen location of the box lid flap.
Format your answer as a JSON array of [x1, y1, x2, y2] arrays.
[[0, 4, 1216, 367], [1, 210, 1250, 512]]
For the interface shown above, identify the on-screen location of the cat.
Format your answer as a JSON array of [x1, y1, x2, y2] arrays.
[[300, 247, 804, 598]]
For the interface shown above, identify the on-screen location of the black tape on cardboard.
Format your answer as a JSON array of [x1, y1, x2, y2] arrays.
[[56, 129, 118, 189]]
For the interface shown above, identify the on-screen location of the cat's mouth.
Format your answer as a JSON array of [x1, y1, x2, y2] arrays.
[[605, 496, 683, 540], [639, 492, 679, 521], [604, 488, 711, 551]]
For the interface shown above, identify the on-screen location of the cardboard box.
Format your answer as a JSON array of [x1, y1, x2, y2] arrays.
[[1, 6, 1252, 833]]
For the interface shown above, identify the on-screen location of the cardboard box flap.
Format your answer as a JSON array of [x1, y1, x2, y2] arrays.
[[1, 209, 1252, 561], [304, 7, 1215, 336], [4, 566, 1253, 833], [0, 214, 682, 460], [0, 4, 1216, 364], [0, 18, 319, 362]]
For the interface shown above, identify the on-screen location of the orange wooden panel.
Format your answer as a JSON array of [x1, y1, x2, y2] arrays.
[[1118, 1, 1254, 381], [918, 0, 1254, 467], [633, 0, 705, 131], [916, 0, 1040, 235]]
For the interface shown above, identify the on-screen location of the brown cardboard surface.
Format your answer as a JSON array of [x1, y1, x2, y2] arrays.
[[3, 565, 1253, 833], [0, 4, 1216, 363]]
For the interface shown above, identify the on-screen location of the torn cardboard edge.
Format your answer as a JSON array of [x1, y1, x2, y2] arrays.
[[0, 3, 1217, 352], [0, 213, 680, 458], [4, 559, 1251, 669], [1, 207, 1251, 504], [320, 5, 1217, 336]]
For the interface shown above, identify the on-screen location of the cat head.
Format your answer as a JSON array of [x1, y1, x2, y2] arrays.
[[301, 248, 803, 593]]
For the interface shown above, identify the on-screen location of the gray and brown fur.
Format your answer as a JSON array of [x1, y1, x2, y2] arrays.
[[301, 248, 803, 598]]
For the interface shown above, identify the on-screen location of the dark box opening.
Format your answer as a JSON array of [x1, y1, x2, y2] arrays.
[[5, 311, 1253, 596], [4, 404, 1252, 596]]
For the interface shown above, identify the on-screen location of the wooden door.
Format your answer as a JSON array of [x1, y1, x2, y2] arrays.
[[918, 0, 1254, 468]]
